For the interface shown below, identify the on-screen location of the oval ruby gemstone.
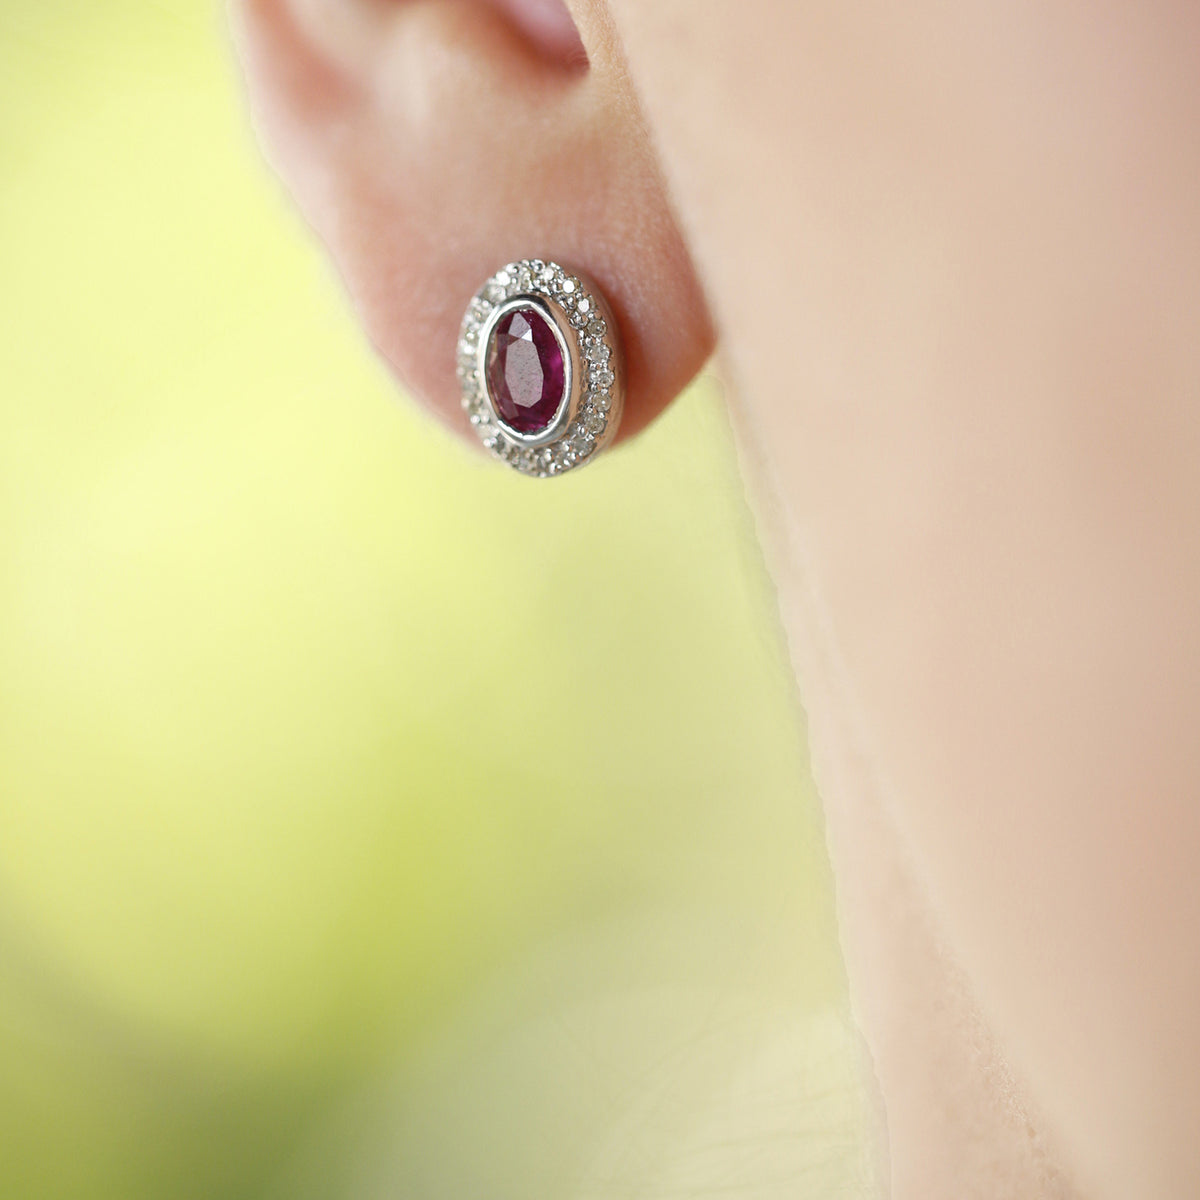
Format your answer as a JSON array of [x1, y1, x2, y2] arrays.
[[485, 307, 566, 435]]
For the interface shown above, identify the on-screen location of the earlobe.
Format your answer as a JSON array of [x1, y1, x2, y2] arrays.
[[231, 0, 714, 446]]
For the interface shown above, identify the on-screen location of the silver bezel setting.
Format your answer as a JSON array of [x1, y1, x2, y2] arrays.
[[458, 259, 624, 478], [474, 294, 574, 449]]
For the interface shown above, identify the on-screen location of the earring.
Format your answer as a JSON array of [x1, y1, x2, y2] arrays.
[[458, 260, 624, 477]]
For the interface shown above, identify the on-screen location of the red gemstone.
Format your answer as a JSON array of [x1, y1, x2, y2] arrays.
[[485, 307, 566, 434]]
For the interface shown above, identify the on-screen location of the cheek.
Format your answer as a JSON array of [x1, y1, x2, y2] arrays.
[[611, 0, 1200, 1192]]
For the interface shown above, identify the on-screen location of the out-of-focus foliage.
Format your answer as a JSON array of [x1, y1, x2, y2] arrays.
[[0, 5, 875, 1197]]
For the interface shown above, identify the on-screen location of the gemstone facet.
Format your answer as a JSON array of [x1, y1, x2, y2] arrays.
[[485, 307, 566, 435]]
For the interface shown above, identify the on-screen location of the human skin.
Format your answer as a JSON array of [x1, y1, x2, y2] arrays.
[[232, 2, 1200, 1196]]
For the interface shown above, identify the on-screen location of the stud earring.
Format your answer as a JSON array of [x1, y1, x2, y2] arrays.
[[458, 260, 624, 477]]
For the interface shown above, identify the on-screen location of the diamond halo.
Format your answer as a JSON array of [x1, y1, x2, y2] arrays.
[[458, 260, 624, 478]]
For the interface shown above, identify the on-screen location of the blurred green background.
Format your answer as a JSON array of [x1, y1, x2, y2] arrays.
[[0, 5, 875, 1197]]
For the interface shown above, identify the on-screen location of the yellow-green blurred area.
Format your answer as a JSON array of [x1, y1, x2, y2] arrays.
[[0, 5, 874, 1198]]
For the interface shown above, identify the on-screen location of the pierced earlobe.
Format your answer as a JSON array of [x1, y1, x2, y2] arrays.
[[233, 0, 715, 451]]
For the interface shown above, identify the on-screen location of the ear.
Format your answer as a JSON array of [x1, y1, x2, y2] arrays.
[[230, 0, 714, 441]]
